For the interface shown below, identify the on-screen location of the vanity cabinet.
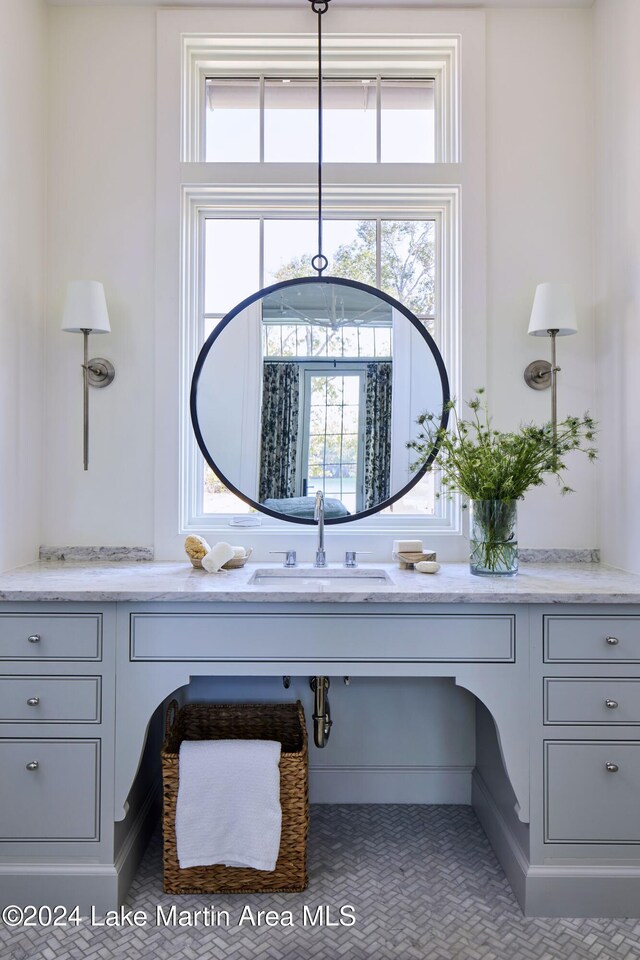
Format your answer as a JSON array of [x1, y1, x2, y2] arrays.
[[0, 739, 100, 841], [2, 584, 640, 919], [544, 615, 640, 662], [544, 678, 640, 725], [0, 676, 101, 723], [544, 740, 640, 843], [129, 610, 516, 663], [516, 610, 640, 917], [0, 606, 118, 913], [0, 613, 102, 660]]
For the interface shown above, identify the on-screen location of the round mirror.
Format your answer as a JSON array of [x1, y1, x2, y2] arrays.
[[191, 276, 450, 524]]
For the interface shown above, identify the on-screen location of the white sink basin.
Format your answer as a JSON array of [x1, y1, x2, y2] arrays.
[[249, 567, 392, 588]]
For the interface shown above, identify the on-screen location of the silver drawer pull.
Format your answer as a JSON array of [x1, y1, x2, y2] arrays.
[[25, 761, 39, 771], [27, 697, 40, 707], [605, 636, 619, 646], [605, 762, 619, 773], [27, 634, 41, 644], [605, 699, 619, 709]]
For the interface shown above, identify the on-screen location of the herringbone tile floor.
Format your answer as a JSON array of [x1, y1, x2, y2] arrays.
[[3, 805, 640, 960]]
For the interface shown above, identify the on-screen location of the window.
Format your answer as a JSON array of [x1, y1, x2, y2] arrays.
[[205, 78, 436, 163], [200, 215, 437, 517], [165, 26, 466, 545]]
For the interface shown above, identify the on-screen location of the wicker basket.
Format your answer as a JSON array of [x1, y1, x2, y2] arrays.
[[189, 547, 253, 570], [161, 700, 309, 894], [221, 547, 253, 570]]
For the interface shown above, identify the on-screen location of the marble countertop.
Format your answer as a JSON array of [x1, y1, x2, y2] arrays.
[[0, 560, 639, 603]]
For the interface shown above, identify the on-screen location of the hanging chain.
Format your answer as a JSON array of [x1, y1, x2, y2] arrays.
[[308, 0, 331, 275]]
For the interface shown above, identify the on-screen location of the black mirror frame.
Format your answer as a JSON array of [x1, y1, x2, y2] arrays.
[[190, 275, 450, 526]]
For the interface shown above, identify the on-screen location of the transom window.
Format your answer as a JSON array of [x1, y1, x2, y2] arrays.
[[205, 77, 436, 163]]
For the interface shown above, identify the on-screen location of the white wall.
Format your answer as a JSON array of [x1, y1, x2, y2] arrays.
[[486, 7, 596, 550], [594, 0, 640, 574], [0, 0, 47, 571], [43, 6, 156, 548], [42, 4, 598, 555]]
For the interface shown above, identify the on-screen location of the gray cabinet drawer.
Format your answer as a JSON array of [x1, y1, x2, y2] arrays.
[[0, 677, 101, 723], [545, 679, 640, 725], [545, 740, 640, 843], [544, 616, 640, 663], [130, 612, 515, 663], [0, 739, 100, 841], [0, 614, 101, 661]]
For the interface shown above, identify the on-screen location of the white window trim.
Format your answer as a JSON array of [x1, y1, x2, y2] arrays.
[[180, 184, 461, 537], [155, 8, 486, 560]]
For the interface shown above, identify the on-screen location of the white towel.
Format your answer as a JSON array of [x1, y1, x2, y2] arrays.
[[175, 739, 282, 871], [201, 541, 235, 573]]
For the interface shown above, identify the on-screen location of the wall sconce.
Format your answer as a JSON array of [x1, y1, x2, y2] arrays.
[[524, 282, 577, 441], [61, 280, 115, 471]]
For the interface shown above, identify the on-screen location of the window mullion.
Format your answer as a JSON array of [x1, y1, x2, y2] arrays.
[[259, 217, 265, 288], [376, 76, 382, 164], [259, 75, 265, 163]]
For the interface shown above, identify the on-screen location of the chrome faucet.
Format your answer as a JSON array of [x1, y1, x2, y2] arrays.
[[313, 489, 327, 567]]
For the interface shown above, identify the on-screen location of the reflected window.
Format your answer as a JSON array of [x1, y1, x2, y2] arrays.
[[201, 218, 437, 516]]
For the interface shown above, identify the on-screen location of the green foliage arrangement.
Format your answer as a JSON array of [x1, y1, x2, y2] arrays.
[[408, 390, 597, 501], [407, 391, 598, 574]]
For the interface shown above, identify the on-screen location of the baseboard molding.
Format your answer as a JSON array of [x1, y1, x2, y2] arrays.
[[472, 769, 529, 910], [0, 862, 119, 914], [524, 864, 640, 918], [115, 783, 162, 906], [473, 771, 640, 917], [310, 764, 473, 803]]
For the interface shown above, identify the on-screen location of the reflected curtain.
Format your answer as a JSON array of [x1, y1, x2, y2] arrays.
[[363, 361, 392, 509], [259, 361, 300, 502]]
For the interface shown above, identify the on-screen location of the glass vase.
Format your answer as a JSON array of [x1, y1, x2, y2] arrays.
[[469, 499, 518, 576]]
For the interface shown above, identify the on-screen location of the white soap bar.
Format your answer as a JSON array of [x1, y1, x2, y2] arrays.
[[415, 561, 440, 575], [393, 539, 423, 554], [202, 542, 235, 573], [231, 546, 247, 559]]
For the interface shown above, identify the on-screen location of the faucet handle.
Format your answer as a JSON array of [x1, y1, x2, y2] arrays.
[[344, 551, 372, 568], [270, 550, 297, 568]]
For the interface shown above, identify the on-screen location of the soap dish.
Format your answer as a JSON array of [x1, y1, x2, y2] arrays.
[[221, 548, 253, 570], [393, 550, 437, 570]]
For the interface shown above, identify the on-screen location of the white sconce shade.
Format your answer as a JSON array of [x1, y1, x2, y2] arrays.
[[61, 280, 111, 334], [60, 279, 114, 470], [528, 282, 577, 337]]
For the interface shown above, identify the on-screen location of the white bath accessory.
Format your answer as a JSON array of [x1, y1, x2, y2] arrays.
[[175, 739, 282, 870], [229, 515, 262, 526], [202, 542, 235, 573], [393, 539, 423, 555], [415, 561, 441, 574], [184, 535, 212, 566], [231, 546, 247, 559]]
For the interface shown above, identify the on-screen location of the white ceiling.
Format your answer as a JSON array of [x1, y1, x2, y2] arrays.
[[47, 0, 595, 8]]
